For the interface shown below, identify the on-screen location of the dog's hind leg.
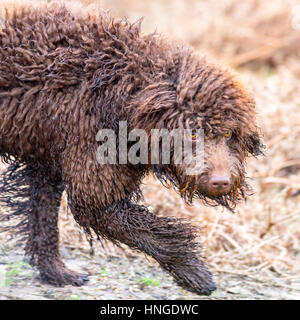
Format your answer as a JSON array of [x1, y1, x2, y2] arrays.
[[0, 163, 89, 286]]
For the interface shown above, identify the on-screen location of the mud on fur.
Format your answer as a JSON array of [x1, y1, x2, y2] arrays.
[[0, 1, 264, 295]]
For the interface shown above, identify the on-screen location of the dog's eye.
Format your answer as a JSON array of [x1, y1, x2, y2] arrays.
[[224, 130, 232, 139]]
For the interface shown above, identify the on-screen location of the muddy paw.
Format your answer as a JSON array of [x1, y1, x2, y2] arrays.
[[40, 267, 89, 287], [60, 270, 90, 286], [168, 260, 217, 296]]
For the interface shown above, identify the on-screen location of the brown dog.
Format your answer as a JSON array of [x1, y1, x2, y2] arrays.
[[0, 2, 263, 295]]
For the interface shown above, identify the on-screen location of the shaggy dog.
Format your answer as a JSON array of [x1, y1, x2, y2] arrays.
[[0, 2, 263, 295]]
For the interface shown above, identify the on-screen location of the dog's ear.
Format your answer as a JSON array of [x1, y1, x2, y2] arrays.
[[129, 82, 177, 131], [245, 131, 265, 157]]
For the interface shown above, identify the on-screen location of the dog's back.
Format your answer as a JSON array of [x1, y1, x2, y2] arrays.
[[0, 2, 91, 161]]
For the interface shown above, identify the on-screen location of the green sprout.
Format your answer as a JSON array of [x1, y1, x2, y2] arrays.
[[135, 277, 161, 287]]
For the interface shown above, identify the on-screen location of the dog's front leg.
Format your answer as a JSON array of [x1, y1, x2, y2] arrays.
[[76, 198, 216, 295]]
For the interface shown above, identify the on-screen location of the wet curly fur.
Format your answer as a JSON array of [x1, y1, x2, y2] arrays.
[[0, 2, 263, 295]]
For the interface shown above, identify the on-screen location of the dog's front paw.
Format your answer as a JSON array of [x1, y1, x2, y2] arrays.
[[39, 264, 89, 287], [168, 260, 217, 296]]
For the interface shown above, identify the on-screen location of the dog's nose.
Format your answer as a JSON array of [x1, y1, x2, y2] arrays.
[[209, 175, 231, 192]]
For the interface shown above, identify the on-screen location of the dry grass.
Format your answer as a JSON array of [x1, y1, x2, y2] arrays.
[[81, 0, 300, 68], [1, 0, 300, 293]]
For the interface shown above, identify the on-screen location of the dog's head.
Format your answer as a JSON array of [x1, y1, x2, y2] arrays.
[[129, 49, 264, 210]]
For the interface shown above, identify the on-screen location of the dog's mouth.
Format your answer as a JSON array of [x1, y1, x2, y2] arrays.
[[178, 174, 249, 211], [197, 178, 250, 211], [179, 183, 231, 199], [152, 165, 249, 211], [179, 171, 232, 195], [196, 178, 233, 198]]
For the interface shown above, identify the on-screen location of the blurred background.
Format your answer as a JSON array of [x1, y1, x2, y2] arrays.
[[1, 0, 300, 299]]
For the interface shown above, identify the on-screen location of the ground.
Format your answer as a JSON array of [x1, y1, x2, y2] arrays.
[[1, 0, 300, 300], [1, 236, 299, 300]]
